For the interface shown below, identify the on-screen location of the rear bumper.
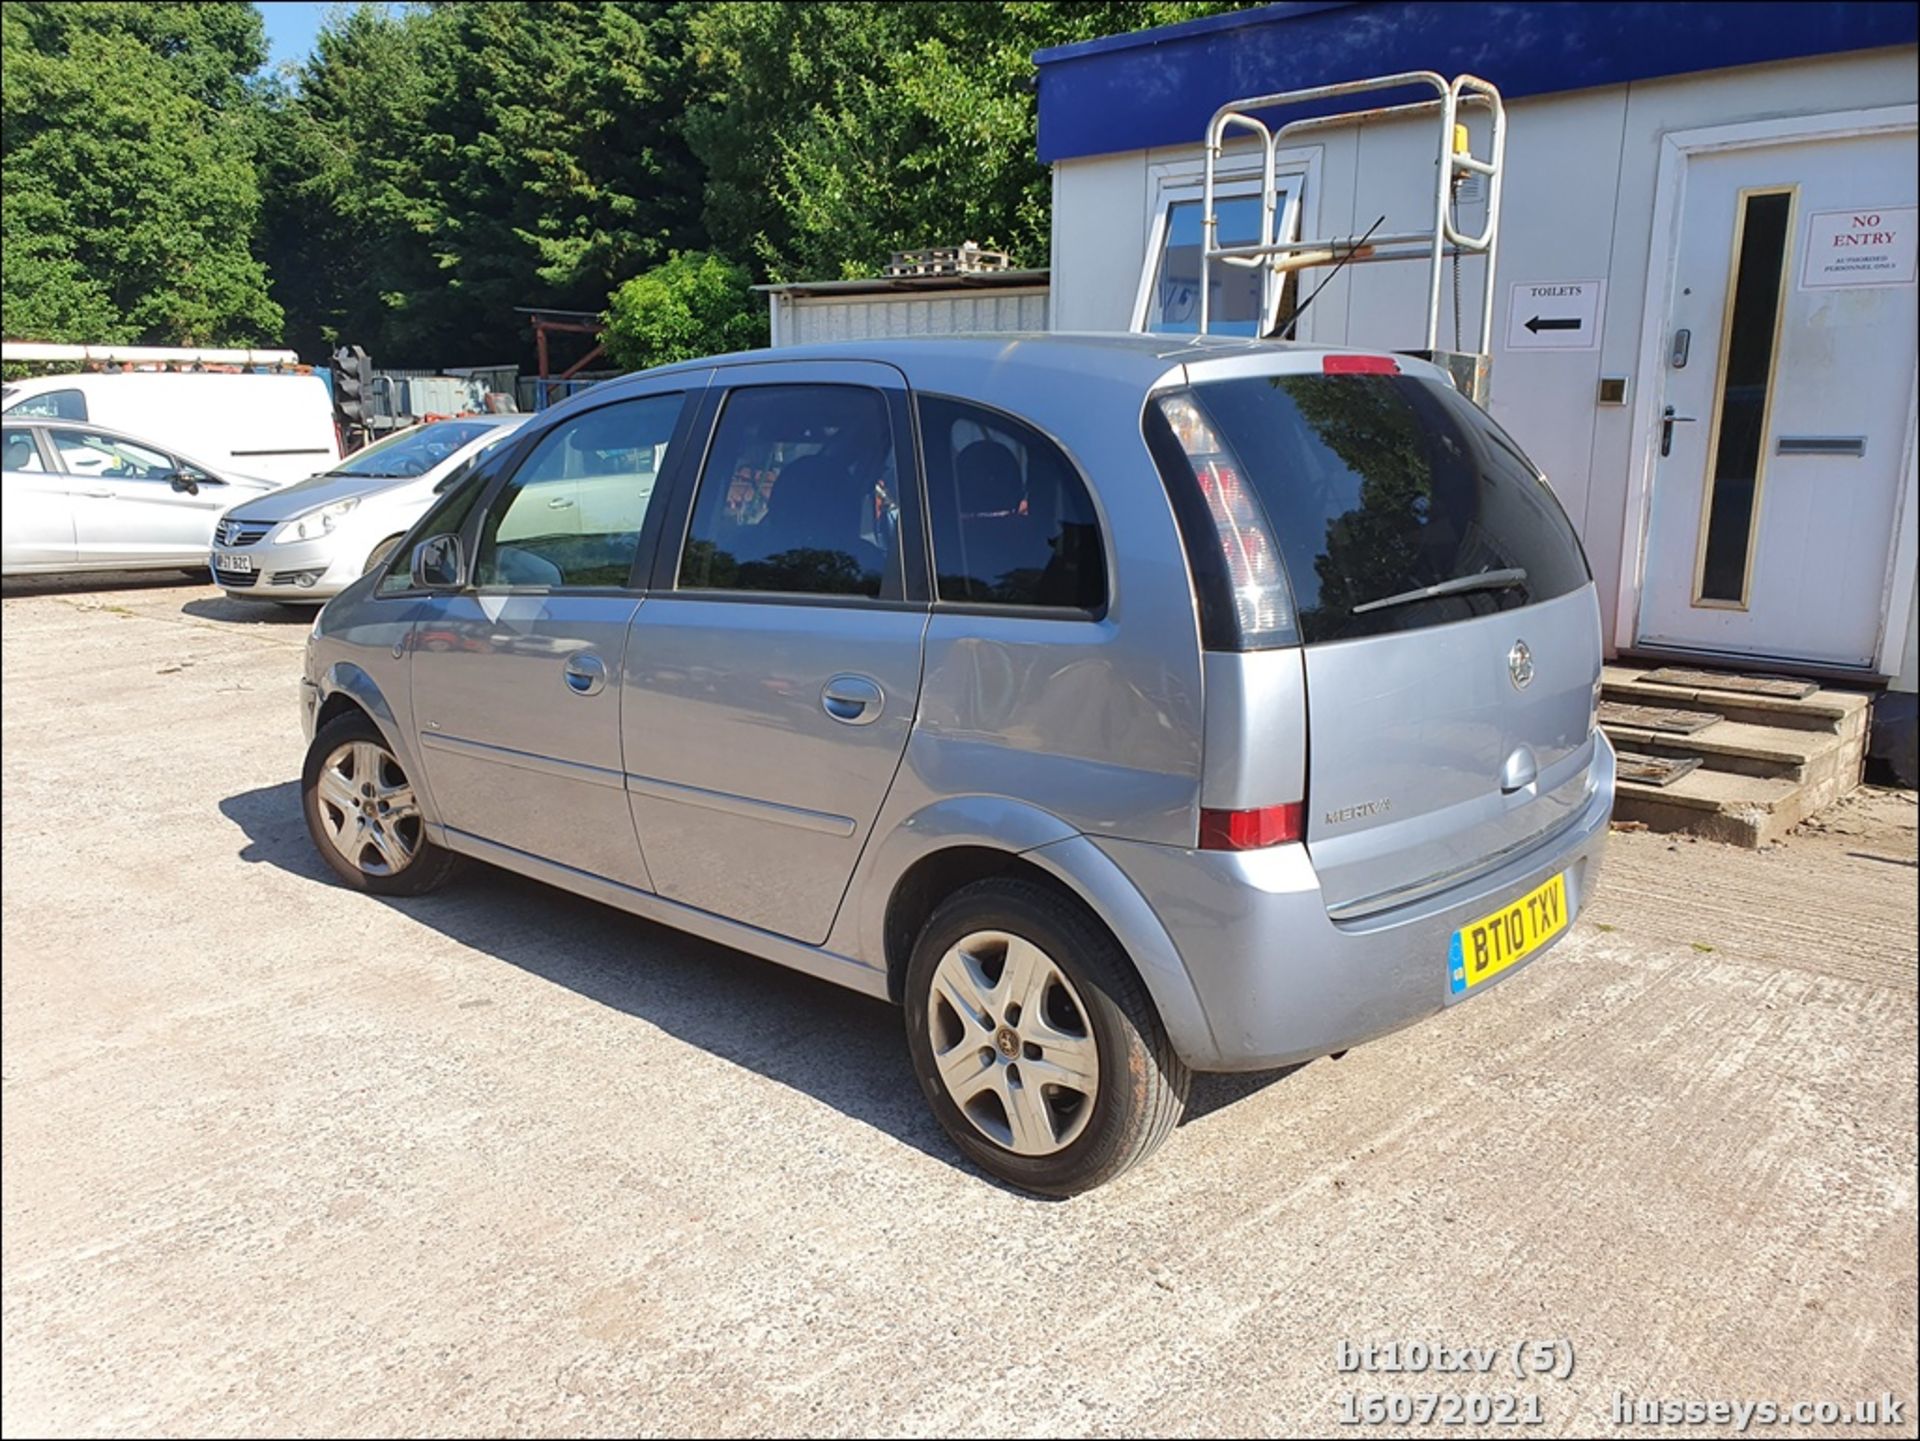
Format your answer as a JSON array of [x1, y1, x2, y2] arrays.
[[1093, 733, 1615, 1072]]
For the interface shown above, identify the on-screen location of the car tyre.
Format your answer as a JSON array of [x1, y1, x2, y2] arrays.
[[903, 876, 1189, 1196], [301, 710, 457, 896]]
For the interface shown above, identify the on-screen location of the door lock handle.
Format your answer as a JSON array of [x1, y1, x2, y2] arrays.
[[547, 496, 575, 509], [822, 674, 883, 725], [1660, 404, 1697, 458], [563, 652, 607, 696], [1500, 746, 1540, 795]]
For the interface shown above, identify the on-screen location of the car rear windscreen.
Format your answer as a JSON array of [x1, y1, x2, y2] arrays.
[[1191, 374, 1590, 644]]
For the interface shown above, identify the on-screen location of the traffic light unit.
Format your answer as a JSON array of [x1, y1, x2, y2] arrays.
[[328, 345, 375, 427]]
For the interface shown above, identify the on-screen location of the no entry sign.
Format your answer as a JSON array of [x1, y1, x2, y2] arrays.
[[1802, 207, 1917, 289]]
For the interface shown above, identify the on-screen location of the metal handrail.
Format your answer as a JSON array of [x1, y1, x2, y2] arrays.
[[1199, 72, 1506, 353]]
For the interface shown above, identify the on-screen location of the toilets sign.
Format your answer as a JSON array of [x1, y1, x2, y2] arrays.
[[1802, 207, 1917, 289], [1505, 280, 1604, 351]]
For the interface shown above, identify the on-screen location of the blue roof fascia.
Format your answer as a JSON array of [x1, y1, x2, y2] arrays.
[[1034, 1, 1919, 164]]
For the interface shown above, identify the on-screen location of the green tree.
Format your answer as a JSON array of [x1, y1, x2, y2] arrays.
[[263, 2, 707, 366], [255, 3, 459, 363], [1, 1, 281, 345], [424, 1, 705, 355], [603, 251, 767, 370], [686, 2, 1249, 281]]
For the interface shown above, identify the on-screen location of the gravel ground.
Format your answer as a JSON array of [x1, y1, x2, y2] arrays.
[[4, 574, 1916, 1438]]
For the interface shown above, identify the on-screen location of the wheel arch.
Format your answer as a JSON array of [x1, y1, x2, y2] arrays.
[[314, 688, 369, 734], [846, 795, 1218, 1067], [882, 846, 1060, 1003], [318, 661, 401, 738]]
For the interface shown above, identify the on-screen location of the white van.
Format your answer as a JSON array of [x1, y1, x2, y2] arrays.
[[1, 372, 339, 486]]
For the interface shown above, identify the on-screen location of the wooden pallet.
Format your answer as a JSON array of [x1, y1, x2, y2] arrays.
[[884, 244, 1015, 277], [1616, 750, 1704, 787], [1639, 666, 1819, 699], [1598, 701, 1723, 735]]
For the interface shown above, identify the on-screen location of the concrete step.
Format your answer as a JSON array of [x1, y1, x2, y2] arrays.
[[1604, 717, 1849, 783], [1602, 662, 1871, 846], [1601, 664, 1868, 736], [1612, 768, 1817, 848]]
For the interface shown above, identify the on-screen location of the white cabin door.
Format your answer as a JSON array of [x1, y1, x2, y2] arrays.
[[1637, 124, 1917, 670]]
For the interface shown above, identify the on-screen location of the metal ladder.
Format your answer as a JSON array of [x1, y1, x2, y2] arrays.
[[1198, 71, 1507, 395]]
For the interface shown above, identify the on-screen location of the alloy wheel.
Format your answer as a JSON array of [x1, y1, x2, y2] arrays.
[[313, 740, 421, 877]]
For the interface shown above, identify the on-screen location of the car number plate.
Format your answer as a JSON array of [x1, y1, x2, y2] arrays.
[[213, 550, 254, 574], [1448, 872, 1567, 996]]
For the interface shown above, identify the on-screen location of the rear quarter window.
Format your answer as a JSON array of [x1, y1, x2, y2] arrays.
[[1190, 374, 1590, 644], [4, 388, 87, 421], [920, 395, 1107, 613]]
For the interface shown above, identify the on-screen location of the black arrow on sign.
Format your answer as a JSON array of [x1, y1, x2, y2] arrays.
[[1525, 315, 1581, 334]]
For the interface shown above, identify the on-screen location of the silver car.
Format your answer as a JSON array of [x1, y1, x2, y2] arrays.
[[297, 336, 1614, 1195], [211, 416, 528, 601], [3, 418, 274, 575]]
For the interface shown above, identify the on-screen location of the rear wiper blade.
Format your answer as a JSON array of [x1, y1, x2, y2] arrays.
[[1351, 567, 1528, 616]]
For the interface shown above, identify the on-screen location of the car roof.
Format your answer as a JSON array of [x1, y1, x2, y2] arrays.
[[530, 333, 1454, 437], [638, 331, 1445, 391]]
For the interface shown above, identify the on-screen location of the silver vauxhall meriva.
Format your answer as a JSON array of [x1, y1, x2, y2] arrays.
[[298, 335, 1614, 1194]]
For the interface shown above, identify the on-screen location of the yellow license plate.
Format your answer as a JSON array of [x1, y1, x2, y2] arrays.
[[1449, 872, 1568, 996]]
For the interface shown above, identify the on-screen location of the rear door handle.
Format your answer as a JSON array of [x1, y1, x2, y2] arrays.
[[80, 489, 113, 498], [822, 674, 883, 725], [563, 652, 607, 696], [548, 496, 575, 509]]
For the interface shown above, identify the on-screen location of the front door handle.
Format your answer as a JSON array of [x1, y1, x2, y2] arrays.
[[563, 652, 607, 696], [1660, 404, 1697, 458], [822, 674, 883, 725], [80, 488, 113, 498]]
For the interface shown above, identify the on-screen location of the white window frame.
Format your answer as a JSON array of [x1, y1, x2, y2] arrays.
[[1130, 146, 1323, 340]]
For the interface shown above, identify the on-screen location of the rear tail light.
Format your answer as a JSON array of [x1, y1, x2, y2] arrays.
[[1322, 354, 1399, 374], [1199, 803, 1304, 851], [1153, 394, 1296, 646]]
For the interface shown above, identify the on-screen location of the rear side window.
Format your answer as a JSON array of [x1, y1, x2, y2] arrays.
[[1175, 375, 1589, 644], [920, 396, 1106, 612], [679, 384, 903, 601], [4, 388, 87, 420]]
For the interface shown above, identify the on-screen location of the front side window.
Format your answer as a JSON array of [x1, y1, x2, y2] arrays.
[[3, 388, 87, 420], [47, 428, 176, 481], [679, 384, 902, 601], [3, 428, 48, 473], [920, 396, 1106, 612], [472, 393, 684, 589]]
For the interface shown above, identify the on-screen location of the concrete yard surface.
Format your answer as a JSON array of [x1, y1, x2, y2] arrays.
[[3, 576, 1916, 1438]]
